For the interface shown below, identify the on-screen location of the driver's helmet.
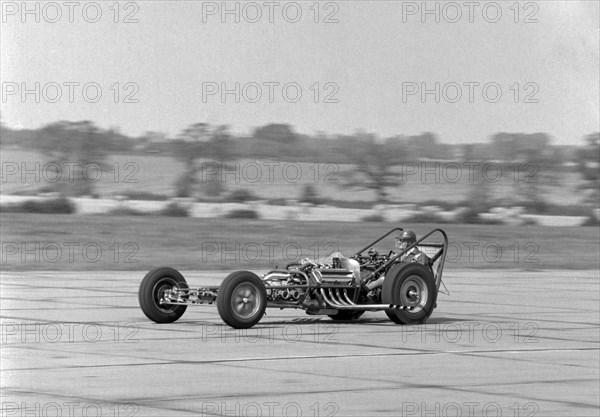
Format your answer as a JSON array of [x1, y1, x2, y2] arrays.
[[396, 230, 417, 251]]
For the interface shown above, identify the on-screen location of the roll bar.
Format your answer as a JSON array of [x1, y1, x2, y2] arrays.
[[353, 227, 448, 291]]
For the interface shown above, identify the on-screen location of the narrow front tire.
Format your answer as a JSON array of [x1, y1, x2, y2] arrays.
[[139, 267, 188, 323], [217, 271, 267, 329]]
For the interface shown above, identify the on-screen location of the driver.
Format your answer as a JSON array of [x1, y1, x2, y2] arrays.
[[395, 230, 429, 265], [365, 230, 430, 291]]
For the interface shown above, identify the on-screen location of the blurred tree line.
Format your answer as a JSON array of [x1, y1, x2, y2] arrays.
[[2, 120, 592, 166], [1, 119, 598, 205]]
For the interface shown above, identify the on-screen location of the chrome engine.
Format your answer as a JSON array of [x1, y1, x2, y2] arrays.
[[264, 274, 306, 302]]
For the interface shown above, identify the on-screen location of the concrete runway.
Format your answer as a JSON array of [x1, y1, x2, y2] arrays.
[[1, 269, 598, 416]]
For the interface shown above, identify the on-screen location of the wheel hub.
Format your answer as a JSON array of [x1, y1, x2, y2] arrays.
[[153, 278, 179, 312], [232, 283, 261, 318], [399, 275, 428, 312]]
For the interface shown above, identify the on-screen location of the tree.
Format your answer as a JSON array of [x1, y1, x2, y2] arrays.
[[252, 124, 297, 143], [172, 123, 234, 198], [37, 121, 110, 196], [509, 162, 560, 214], [338, 132, 404, 203], [577, 132, 600, 206], [0, 113, 8, 146], [172, 123, 209, 198], [209, 124, 233, 160], [490, 132, 552, 162], [299, 184, 322, 205]]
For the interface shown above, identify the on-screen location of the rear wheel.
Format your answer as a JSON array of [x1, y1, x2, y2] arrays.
[[382, 263, 436, 324], [139, 267, 188, 323], [217, 271, 267, 329]]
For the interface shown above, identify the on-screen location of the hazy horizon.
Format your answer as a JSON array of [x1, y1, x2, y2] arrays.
[[1, 1, 598, 144]]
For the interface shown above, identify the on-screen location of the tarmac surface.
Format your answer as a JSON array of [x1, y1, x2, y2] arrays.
[[1, 269, 599, 416]]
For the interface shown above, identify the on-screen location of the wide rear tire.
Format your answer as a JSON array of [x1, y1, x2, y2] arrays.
[[382, 263, 436, 324], [139, 267, 188, 323], [217, 271, 267, 329]]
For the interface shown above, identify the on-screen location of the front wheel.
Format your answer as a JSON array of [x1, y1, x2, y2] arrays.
[[382, 263, 436, 324], [139, 267, 188, 323], [217, 271, 267, 329]]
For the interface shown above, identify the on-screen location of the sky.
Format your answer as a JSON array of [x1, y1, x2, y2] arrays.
[[0, 0, 598, 144]]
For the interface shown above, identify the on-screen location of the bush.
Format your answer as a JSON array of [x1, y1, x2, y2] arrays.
[[519, 199, 548, 214], [160, 202, 188, 217], [521, 217, 539, 226], [361, 213, 385, 222], [267, 198, 289, 206], [299, 185, 323, 205], [539, 204, 591, 216], [120, 191, 169, 201], [225, 209, 260, 219], [11, 188, 43, 196], [2, 197, 75, 214], [35, 180, 95, 197], [108, 206, 148, 216], [227, 189, 257, 203], [455, 208, 502, 225], [108, 202, 188, 217], [455, 208, 480, 224]]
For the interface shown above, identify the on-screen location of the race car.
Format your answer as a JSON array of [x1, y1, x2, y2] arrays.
[[138, 227, 448, 329]]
